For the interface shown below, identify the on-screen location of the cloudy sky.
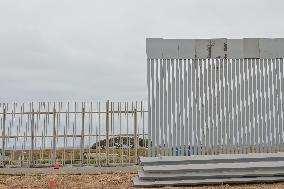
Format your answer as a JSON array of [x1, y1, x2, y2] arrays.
[[0, 0, 283, 102]]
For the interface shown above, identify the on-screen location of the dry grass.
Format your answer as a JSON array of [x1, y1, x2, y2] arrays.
[[0, 173, 284, 189], [6, 148, 148, 166]]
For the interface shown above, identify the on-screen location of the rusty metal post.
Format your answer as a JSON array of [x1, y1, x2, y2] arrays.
[[134, 109, 138, 164], [30, 109, 35, 167], [106, 100, 110, 165], [2, 108, 6, 167], [80, 106, 85, 166], [52, 108, 56, 165]]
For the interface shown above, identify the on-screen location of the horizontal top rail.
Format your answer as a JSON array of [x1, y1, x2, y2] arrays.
[[0, 110, 148, 115], [0, 133, 145, 138]]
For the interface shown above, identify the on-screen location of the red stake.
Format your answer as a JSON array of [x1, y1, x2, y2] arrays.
[[50, 178, 55, 188], [54, 160, 60, 169]]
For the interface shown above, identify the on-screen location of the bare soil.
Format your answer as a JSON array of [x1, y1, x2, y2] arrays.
[[0, 173, 284, 189], [0, 167, 283, 188]]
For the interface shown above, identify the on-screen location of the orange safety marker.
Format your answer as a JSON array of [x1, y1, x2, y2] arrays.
[[54, 160, 60, 169], [49, 171, 55, 188], [49, 178, 55, 188]]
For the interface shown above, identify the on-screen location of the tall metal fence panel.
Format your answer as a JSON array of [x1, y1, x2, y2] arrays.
[[147, 38, 284, 156], [0, 101, 148, 167]]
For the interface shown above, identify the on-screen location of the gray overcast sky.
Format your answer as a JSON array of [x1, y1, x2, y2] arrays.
[[0, 0, 283, 102]]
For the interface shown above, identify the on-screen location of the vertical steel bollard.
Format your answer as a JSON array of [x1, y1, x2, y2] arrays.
[[134, 109, 138, 164], [2, 108, 6, 167], [52, 108, 56, 166], [30, 109, 35, 167], [106, 100, 109, 165], [80, 106, 85, 166]]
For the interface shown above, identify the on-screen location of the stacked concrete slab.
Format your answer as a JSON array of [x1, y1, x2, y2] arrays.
[[133, 153, 284, 187]]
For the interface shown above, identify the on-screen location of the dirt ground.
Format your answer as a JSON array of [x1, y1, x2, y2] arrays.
[[0, 173, 284, 189], [0, 167, 283, 189]]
